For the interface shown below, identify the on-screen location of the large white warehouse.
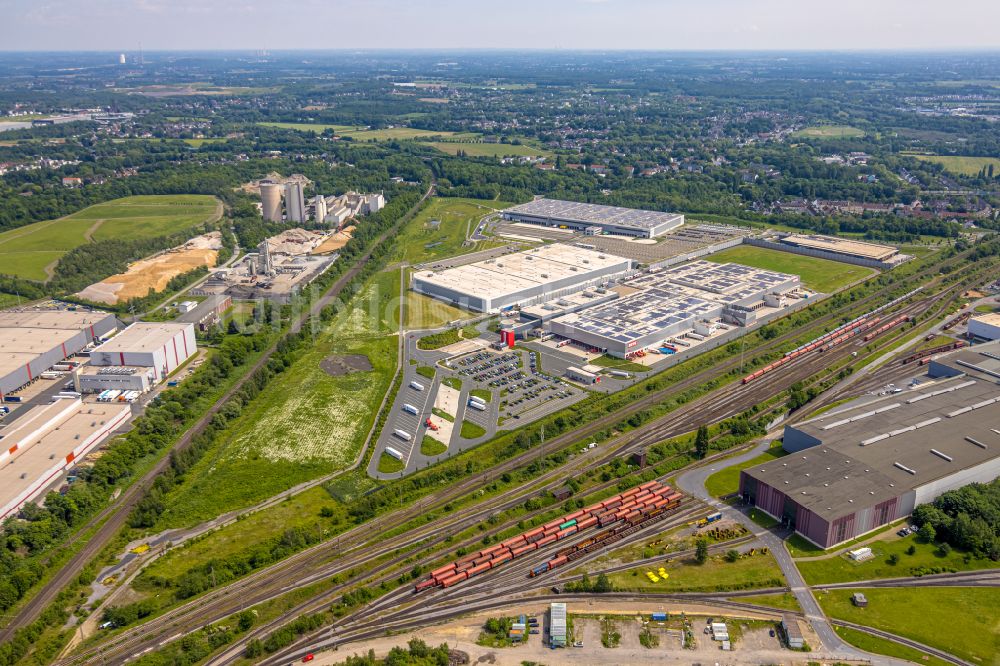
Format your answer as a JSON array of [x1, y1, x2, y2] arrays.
[[411, 244, 633, 313], [89, 322, 196, 381]]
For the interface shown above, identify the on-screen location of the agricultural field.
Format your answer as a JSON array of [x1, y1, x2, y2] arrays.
[[704, 442, 786, 497], [791, 125, 865, 138], [154, 270, 400, 528], [392, 196, 513, 266], [0, 195, 220, 281], [816, 587, 999, 665], [705, 245, 875, 293], [607, 552, 785, 594], [911, 154, 1000, 177], [427, 141, 552, 159], [796, 534, 997, 585]]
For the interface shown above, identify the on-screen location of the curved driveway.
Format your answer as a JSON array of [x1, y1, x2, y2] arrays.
[[676, 438, 912, 666]]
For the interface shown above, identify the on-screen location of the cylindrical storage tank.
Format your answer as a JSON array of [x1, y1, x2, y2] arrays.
[[260, 183, 283, 222]]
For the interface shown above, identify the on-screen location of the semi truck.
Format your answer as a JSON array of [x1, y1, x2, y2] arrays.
[[467, 400, 486, 411], [385, 446, 404, 461], [409, 380, 424, 391], [393, 429, 412, 441], [402, 403, 418, 415]]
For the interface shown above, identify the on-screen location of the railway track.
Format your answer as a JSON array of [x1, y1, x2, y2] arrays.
[[67, 253, 999, 664]]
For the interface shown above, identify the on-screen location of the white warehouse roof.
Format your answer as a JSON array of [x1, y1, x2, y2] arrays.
[[92, 322, 193, 355]]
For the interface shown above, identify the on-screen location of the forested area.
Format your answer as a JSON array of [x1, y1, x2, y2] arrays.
[[911, 480, 1000, 561]]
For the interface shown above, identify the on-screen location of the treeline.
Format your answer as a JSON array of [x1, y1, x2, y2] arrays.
[[911, 479, 1000, 561], [0, 319, 278, 620]]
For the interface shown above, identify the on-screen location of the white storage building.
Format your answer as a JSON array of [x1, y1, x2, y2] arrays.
[[968, 313, 1000, 341], [89, 322, 196, 381], [411, 244, 633, 313]]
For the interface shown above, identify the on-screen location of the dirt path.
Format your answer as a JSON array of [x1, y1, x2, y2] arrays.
[[82, 218, 106, 242]]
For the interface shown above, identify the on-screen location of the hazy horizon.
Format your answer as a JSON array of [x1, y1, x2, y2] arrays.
[[3, 0, 999, 52]]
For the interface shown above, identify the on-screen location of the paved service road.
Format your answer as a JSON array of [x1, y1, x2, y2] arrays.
[[676, 438, 912, 666]]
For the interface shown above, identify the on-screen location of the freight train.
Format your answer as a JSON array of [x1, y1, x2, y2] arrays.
[[901, 340, 966, 364], [413, 481, 682, 592], [862, 315, 910, 342]]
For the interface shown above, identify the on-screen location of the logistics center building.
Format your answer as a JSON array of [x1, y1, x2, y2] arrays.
[[411, 244, 633, 313], [0, 398, 131, 520], [502, 199, 685, 238], [0, 309, 118, 398], [547, 260, 801, 357], [89, 322, 196, 381], [739, 341, 1000, 549]]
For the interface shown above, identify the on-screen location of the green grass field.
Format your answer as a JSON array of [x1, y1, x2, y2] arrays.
[[460, 420, 486, 439], [138, 485, 340, 582], [796, 534, 997, 585], [0, 195, 219, 281], [0, 293, 24, 309], [912, 154, 1000, 177], [705, 245, 875, 293], [588, 355, 648, 373], [393, 197, 512, 266], [704, 442, 786, 497], [607, 553, 786, 594], [817, 587, 999, 665], [733, 592, 801, 612], [421, 436, 447, 456], [404, 289, 471, 329], [378, 452, 405, 474], [833, 625, 953, 666], [155, 271, 399, 528], [791, 125, 865, 139], [427, 141, 552, 159]]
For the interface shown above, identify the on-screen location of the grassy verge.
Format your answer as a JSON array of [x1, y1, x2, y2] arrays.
[[470, 388, 492, 402], [432, 407, 455, 423], [833, 625, 954, 666], [733, 592, 801, 612], [817, 587, 998, 665], [421, 436, 447, 456], [704, 441, 786, 497], [377, 452, 405, 474], [797, 535, 997, 585], [442, 377, 462, 390], [588, 355, 648, 372], [415, 365, 436, 380], [607, 552, 785, 594], [460, 420, 487, 439]]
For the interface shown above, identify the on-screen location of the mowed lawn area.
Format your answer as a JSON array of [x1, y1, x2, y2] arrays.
[[816, 587, 999, 665], [704, 441, 786, 497], [393, 196, 513, 266], [912, 154, 1000, 177], [833, 625, 954, 666], [796, 533, 998, 585], [705, 245, 875, 293], [791, 125, 865, 139], [0, 194, 219, 280], [607, 552, 786, 594], [405, 289, 471, 329]]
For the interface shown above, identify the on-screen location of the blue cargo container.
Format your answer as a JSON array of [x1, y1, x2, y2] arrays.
[[651, 612, 668, 621], [532, 563, 549, 576], [658, 347, 676, 355]]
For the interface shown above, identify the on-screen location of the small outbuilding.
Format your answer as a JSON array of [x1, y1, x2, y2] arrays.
[[781, 615, 804, 649], [852, 592, 868, 607]]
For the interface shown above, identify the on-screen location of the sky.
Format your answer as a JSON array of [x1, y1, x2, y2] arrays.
[[2, 0, 999, 51]]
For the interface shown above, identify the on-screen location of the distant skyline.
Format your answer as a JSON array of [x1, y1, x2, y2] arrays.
[[2, 0, 999, 52]]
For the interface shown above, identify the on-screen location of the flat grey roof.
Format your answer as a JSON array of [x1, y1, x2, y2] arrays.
[[781, 234, 898, 261], [754, 368, 1000, 522], [505, 198, 683, 232]]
